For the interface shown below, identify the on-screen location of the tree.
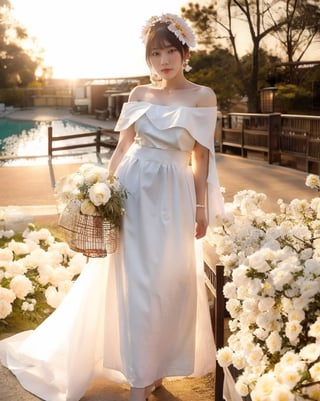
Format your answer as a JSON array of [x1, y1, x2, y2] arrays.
[[188, 47, 240, 111], [182, 1, 320, 112], [271, 0, 320, 84], [181, 2, 217, 50], [0, 0, 45, 88]]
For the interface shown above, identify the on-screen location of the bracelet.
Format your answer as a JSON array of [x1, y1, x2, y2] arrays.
[[196, 204, 205, 208]]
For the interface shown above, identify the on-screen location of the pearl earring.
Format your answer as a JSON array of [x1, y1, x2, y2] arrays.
[[183, 59, 192, 72]]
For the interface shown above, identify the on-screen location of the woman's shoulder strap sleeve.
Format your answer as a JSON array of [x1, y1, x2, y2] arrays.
[[114, 102, 151, 131]]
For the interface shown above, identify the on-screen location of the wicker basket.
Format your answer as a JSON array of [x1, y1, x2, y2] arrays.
[[58, 200, 80, 232], [59, 206, 119, 257]]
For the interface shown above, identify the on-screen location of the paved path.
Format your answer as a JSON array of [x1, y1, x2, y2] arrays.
[[0, 107, 316, 401], [0, 153, 313, 217], [1, 106, 314, 212]]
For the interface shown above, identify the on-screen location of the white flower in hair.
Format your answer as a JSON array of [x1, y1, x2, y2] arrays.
[[141, 13, 196, 49]]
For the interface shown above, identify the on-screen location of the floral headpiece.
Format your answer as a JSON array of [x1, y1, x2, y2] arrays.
[[141, 13, 196, 49]]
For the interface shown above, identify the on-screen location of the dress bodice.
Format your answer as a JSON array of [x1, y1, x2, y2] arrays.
[[134, 113, 196, 152], [115, 101, 216, 153], [115, 101, 224, 226]]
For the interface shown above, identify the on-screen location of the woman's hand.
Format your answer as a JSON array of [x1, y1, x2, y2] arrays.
[[195, 208, 208, 239]]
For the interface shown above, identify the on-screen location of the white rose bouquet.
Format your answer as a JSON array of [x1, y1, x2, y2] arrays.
[[55, 163, 127, 257]]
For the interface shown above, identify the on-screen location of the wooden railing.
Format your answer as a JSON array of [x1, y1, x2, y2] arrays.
[[204, 260, 225, 401], [47, 126, 118, 157], [204, 242, 250, 401], [220, 112, 320, 173], [220, 113, 281, 164], [203, 243, 229, 401], [280, 114, 320, 172]]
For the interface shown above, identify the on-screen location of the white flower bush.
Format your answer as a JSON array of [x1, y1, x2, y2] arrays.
[[208, 174, 320, 401], [0, 224, 86, 326]]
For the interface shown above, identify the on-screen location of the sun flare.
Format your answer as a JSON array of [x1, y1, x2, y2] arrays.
[[10, 0, 186, 79]]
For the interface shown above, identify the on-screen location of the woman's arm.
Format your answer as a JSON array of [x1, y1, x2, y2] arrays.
[[108, 87, 143, 176], [192, 143, 209, 239], [108, 124, 135, 176], [192, 85, 217, 239]]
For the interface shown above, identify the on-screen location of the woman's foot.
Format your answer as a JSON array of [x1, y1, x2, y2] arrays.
[[129, 387, 147, 401], [129, 379, 163, 401], [144, 378, 163, 399], [154, 378, 163, 389]]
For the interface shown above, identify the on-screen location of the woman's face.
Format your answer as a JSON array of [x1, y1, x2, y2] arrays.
[[148, 41, 184, 81]]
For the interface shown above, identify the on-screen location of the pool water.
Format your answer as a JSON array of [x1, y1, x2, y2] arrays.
[[0, 119, 36, 139], [0, 119, 110, 166]]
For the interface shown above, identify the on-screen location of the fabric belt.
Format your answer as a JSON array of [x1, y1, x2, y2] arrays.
[[127, 143, 190, 167]]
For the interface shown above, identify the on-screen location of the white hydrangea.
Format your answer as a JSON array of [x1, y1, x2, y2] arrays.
[[7, 239, 30, 255], [10, 274, 34, 299], [0, 224, 85, 327], [0, 300, 13, 319]]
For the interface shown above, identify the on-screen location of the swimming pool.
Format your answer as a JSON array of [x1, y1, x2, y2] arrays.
[[0, 119, 111, 166]]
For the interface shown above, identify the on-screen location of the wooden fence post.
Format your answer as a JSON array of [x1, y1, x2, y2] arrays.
[[96, 129, 101, 153], [48, 126, 53, 157]]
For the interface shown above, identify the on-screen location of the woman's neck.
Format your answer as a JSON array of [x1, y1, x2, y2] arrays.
[[160, 77, 193, 91]]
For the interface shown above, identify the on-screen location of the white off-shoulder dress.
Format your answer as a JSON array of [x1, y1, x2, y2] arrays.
[[0, 102, 239, 401]]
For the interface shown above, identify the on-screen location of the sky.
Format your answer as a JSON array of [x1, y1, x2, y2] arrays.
[[9, 0, 320, 81], [10, 0, 189, 79]]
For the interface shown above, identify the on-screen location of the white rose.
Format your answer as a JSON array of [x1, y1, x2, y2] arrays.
[[310, 362, 320, 381], [216, 346, 233, 367], [8, 240, 30, 255], [305, 174, 320, 189], [235, 377, 249, 397], [5, 261, 27, 277], [270, 385, 295, 401], [279, 366, 300, 389], [0, 248, 13, 262], [83, 166, 108, 184], [0, 287, 16, 303], [285, 320, 302, 343], [88, 182, 111, 206], [0, 300, 13, 319], [266, 331, 282, 353], [300, 343, 320, 362], [252, 373, 276, 398], [67, 253, 86, 275], [309, 317, 320, 339], [246, 346, 264, 366], [48, 266, 72, 287], [258, 296, 275, 312], [10, 275, 34, 299], [45, 286, 63, 309]]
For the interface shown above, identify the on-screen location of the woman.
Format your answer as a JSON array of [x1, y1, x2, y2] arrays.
[[0, 13, 225, 401]]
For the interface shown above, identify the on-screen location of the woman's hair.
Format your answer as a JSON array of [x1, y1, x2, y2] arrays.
[[145, 23, 189, 65]]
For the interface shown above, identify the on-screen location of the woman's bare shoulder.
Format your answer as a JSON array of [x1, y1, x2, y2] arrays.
[[194, 85, 217, 107], [128, 84, 152, 102]]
